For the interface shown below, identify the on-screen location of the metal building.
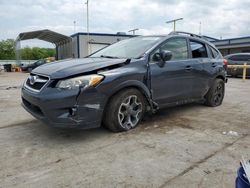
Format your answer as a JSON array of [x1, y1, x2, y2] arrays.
[[16, 30, 133, 62], [16, 30, 72, 63], [57, 32, 133, 58], [211, 36, 250, 56]]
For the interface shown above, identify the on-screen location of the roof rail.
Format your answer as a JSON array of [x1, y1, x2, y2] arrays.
[[169, 31, 203, 39]]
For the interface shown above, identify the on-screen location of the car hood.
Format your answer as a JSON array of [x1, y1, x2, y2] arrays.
[[32, 58, 129, 79]]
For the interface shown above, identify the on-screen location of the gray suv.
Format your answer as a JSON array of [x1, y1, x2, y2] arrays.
[[224, 53, 250, 77], [21, 31, 227, 132]]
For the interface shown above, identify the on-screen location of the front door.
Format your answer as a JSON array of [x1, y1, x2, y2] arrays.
[[149, 37, 194, 107]]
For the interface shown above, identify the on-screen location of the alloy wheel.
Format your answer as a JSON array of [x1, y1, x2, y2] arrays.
[[118, 95, 142, 129], [213, 83, 224, 105]]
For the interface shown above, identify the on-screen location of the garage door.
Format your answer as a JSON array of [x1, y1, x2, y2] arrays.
[[89, 43, 108, 54]]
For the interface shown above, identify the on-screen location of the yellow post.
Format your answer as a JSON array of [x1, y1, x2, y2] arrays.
[[173, 21, 176, 31], [242, 63, 247, 81]]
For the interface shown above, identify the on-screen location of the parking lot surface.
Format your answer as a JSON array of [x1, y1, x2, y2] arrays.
[[0, 72, 250, 188]]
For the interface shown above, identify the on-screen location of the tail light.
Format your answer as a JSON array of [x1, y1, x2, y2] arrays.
[[223, 59, 228, 69]]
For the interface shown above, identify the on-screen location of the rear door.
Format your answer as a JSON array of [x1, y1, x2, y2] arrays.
[[188, 39, 212, 98], [149, 37, 194, 106]]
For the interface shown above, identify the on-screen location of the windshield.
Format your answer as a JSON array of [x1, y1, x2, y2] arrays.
[[90, 36, 163, 59]]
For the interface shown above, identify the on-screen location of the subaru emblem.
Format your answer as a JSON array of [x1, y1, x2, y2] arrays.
[[29, 75, 37, 85]]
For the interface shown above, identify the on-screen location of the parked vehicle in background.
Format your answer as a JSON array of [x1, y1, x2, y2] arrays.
[[21, 31, 227, 132], [20, 59, 48, 72], [224, 53, 250, 77], [0, 64, 4, 72]]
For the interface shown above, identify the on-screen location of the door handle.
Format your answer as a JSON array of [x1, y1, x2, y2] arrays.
[[185, 65, 193, 71]]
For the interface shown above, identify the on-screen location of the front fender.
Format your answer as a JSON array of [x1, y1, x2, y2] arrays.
[[108, 80, 151, 99], [104, 80, 158, 112]]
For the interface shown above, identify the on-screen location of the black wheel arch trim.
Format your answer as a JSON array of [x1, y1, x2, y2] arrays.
[[105, 80, 158, 113], [214, 73, 227, 83]]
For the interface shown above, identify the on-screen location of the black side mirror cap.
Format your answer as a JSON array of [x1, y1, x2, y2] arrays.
[[152, 50, 173, 67], [160, 50, 173, 61], [152, 53, 162, 61], [152, 50, 172, 62]]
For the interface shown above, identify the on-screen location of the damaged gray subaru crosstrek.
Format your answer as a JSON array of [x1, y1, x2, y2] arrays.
[[21, 31, 227, 132]]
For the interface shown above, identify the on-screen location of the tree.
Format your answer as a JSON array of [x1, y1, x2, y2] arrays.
[[20, 47, 33, 60], [0, 39, 56, 60], [0, 39, 15, 60]]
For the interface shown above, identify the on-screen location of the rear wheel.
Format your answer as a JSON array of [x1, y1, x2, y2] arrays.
[[205, 79, 225, 107], [103, 88, 146, 132]]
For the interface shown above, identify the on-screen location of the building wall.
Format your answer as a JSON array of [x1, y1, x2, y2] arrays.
[[76, 34, 132, 58], [212, 36, 250, 56], [57, 42, 73, 60], [71, 36, 78, 58], [57, 33, 132, 59], [218, 47, 250, 56]]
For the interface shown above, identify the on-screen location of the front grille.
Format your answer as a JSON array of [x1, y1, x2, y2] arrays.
[[25, 74, 49, 92]]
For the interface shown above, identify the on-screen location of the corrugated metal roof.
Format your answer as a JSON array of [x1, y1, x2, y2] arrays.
[[17, 29, 72, 45], [71, 32, 134, 38]]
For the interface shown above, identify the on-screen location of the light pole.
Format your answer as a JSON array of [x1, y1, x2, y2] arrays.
[[166, 18, 183, 32], [128, 28, 139, 35], [199, 21, 202, 35], [73, 21, 76, 33], [85, 0, 90, 55]]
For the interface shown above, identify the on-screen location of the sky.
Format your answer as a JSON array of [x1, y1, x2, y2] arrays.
[[0, 0, 250, 47]]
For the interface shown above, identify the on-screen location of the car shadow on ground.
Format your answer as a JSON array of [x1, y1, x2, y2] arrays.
[[24, 102, 205, 144]]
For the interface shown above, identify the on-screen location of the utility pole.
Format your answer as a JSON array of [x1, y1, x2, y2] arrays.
[[166, 18, 183, 31], [85, 0, 90, 55], [199, 21, 202, 35], [73, 21, 76, 33], [128, 28, 139, 35]]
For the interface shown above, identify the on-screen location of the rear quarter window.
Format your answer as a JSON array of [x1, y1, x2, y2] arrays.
[[208, 45, 221, 59], [190, 40, 208, 58]]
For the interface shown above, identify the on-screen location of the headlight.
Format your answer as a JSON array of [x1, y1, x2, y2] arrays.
[[56, 74, 104, 90]]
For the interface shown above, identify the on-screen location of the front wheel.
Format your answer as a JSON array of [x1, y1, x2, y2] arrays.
[[103, 88, 146, 132], [205, 79, 225, 107]]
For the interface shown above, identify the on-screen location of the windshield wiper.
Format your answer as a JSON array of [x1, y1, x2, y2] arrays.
[[100, 55, 119, 59]]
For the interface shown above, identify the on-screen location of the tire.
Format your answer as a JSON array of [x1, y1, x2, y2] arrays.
[[205, 79, 225, 107], [103, 88, 146, 132]]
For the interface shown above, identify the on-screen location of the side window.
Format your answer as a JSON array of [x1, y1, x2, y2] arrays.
[[151, 38, 188, 61], [190, 40, 208, 58], [211, 47, 220, 58], [229, 56, 236, 61], [208, 45, 220, 59], [36, 60, 44, 65], [207, 47, 214, 58], [229, 55, 250, 61], [160, 38, 188, 61]]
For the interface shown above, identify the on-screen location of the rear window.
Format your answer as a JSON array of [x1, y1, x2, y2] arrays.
[[228, 55, 250, 61], [190, 40, 208, 58]]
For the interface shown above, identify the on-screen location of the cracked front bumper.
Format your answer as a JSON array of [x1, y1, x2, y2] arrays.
[[21, 86, 107, 129]]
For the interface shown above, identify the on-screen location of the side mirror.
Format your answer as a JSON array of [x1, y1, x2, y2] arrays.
[[159, 50, 173, 61], [152, 50, 173, 67]]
